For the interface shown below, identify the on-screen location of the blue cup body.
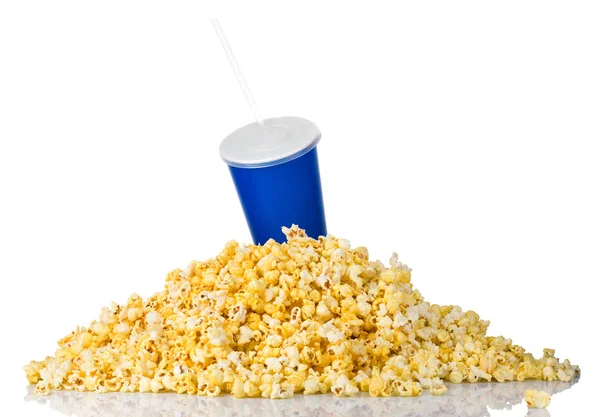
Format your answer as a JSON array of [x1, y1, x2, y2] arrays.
[[228, 147, 327, 245]]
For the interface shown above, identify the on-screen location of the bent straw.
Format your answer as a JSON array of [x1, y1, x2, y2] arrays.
[[210, 18, 265, 128]]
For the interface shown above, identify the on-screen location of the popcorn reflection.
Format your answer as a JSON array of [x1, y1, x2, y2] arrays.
[[25, 378, 578, 417]]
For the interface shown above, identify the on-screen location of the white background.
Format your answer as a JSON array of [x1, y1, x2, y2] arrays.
[[1, 1, 599, 416]]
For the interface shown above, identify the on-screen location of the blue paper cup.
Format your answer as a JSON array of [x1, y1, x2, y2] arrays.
[[220, 116, 327, 244]]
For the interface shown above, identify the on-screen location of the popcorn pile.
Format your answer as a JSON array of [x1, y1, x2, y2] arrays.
[[25, 225, 579, 398]]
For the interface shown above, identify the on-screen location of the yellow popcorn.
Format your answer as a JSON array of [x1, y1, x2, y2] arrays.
[[25, 225, 579, 398], [368, 368, 385, 396], [394, 380, 423, 397], [430, 384, 448, 396], [302, 375, 322, 395], [206, 386, 222, 397], [244, 380, 260, 397], [331, 375, 359, 397], [524, 389, 551, 409], [231, 378, 245, 398]]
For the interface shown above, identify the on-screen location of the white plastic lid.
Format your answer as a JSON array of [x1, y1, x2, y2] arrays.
[[219, 116, 321, 168]]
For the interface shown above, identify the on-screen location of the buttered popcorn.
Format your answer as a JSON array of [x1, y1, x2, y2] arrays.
[[25, 225, 579, 398], [524, 389, 551, 408]]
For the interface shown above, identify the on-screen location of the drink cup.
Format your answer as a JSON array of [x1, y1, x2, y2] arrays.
[[220, 116, 327, 244]]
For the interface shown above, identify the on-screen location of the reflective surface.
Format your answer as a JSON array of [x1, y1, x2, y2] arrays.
[[25, 378, 578, 417]]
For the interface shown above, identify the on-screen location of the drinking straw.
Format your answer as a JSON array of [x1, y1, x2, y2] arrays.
[[210, 19, 265, 128]]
